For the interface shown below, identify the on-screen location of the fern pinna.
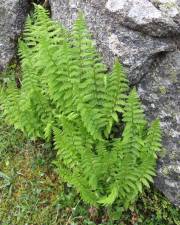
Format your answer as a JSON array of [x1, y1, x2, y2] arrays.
[[0, 5, 162, 208]]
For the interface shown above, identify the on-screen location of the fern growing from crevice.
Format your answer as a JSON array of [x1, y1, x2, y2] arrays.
[[0, 5, 162, 208]]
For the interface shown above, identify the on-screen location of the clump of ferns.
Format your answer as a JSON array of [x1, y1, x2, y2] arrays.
[[0, 5, 162, 209]]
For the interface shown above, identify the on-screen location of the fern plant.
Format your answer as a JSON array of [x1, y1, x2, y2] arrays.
[[0, 5, 162, 208]]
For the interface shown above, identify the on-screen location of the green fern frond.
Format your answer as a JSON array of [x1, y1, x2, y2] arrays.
[[0, 85, 21, 129], [98, 184, 119, 205], [122, 88, 147, 157], [146, 119, 162, 155], [104, 60, 129, 136], [72, 13, 107, 139]]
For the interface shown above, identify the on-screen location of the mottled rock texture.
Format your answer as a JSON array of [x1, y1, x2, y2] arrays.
[[106, 0, 180, 36], [49, 0, 180, 206], [138, 51, 180, 206], [0, 0, 30, 71]]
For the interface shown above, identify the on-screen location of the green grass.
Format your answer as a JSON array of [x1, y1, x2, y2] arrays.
[[0, 113, 179, 225]]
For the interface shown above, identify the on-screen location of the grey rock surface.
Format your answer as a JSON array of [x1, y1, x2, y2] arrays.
[[0, 0, 30, 71], [49, 0, 180, 206], [138, 51, 180, 206], [105, 0, 180, 36], [53, 0, 180, 37]]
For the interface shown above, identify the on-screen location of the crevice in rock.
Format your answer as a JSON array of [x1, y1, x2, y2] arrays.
[[173, 36, 180, 50], [150, 0, 161, 11], [28, 0, 50, 10], [134, 51, 169, 88]]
